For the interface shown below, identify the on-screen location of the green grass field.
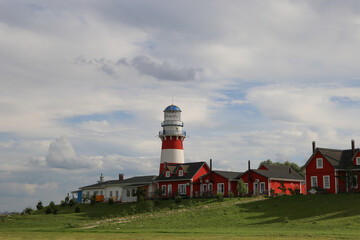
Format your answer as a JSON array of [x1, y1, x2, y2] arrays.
[[1, 194, 360, 239]]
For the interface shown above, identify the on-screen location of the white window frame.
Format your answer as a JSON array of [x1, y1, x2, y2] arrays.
[[217, 183, 224, 194], [178, 170, 183, 176], [323, 175, 330, 189], [244, 183, 249, 194], [161, 185, 166, 195], [203, 184, 207, 192], [316, 158, 323, 169], [110, 191, 113, 197], [165, 171, 170, 178], [178, 184, 186, 194], [208, 183, 213, 192], [356, 157, 360, 165], [311, 176, 318, 187], [260, 182, 265, 194], [353, 175, 358, 188]]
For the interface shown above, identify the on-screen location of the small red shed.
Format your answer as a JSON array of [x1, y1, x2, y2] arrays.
[[199, 170, 242, 197]]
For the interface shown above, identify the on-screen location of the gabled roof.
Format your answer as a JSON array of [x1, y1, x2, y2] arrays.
[[80, 175, 157, 190], [200, 170, 242, 180], [239, 166, 304, 181], [156, 162, 207, 181], [305, 148, 360, 170]]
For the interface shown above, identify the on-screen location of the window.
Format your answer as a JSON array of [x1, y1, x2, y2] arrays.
[[166, 171, 170, 178], [316, 158, 323, 169], [356, 157, 360, 165], [208, 183, 213, 192], [260, 182, 265, 194], [100, 191, 103, 195], [162, 185, 166, 195], [179, 170, 183, 176], [311, 176, 318, 187], [323, 176, 330, 189], [203, 184, 207, 192], [110, 191, 113, 197], [178, 184, 186, 194], [115, 191, 119, 198], [86, 192, 90, 197], [352, 175, 358, 188], [132, 188, 136, 196], [126, 189, 131, 197], [217, 183, 224, 194], [94, 191, 98, 195], [168, 185, 172, 196]]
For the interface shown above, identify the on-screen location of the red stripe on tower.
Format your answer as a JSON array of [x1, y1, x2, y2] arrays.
[[158, 105, 186, 174]]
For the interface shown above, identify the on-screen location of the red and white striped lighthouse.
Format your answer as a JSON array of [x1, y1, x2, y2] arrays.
[[158, 105, 186, 174]]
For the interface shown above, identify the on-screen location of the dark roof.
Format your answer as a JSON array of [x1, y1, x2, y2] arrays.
[[239, 165, 304, 181], [304, 147, 360, 170], [164, 105, 181, 112], [200, 170, 242, 180], [156, 162, 207, 181], [80, 175, 157, 189]]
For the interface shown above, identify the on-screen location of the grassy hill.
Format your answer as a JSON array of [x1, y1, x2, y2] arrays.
[[1, 194, 360, 239]]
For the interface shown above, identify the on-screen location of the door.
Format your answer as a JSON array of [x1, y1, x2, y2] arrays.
[[168, 184, 172, 197], [254, 183, 258, 195]]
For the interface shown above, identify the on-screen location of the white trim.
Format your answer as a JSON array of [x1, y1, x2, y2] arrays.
[[311, 176, 318, 187], [178, 184, 186, 194], [356, 157, 360, 165], [253, 182, 258, 195], [316, 158, 323, 169], [178, 170, 183, 176], [353, 175, 358, 189], [165, 171, 170, 178], [168, 184, 172, 196], [244, 183, 249, 194], [161, 185, 166, 195], [259, 182, 265, 194], [304, 168, 307, 194], [323, 175, 330, 189], [202, 184, 207, 193], [335, 169, 338, 194]]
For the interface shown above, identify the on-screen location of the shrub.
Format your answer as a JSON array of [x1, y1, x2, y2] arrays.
[[64, 195, 70, 204], [68, 199, 76, 207], [74, 205, 80, 213], [60, 200, 67, 207], [49, 201, 55, 209], [52, 208, 58, 214], [128, 205, 136, 215], [229, 192, 234, 198], [174, 195, 182, 204], [23, 207, 33, 215], [45, 207, 52, 214], [108, 198, 114, 205], [36, 201, 43, 210], [237, 179, 248, 197], [215, 193, 224, 202], [90, 194, 96, 205]]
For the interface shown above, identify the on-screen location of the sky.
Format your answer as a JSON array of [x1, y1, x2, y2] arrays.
[[1, 0, 360, 212]]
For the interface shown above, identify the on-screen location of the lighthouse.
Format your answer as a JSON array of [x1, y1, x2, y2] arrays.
[[158, 105, 186, 173]]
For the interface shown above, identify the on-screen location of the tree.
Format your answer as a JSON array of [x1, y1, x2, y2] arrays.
[[36, 201, 43, 210], [237, 179, 248, 197]]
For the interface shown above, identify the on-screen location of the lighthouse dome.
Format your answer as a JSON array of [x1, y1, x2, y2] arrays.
[[164, 105, 181, 112]]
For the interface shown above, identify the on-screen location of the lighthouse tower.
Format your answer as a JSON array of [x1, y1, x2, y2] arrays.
[[159, 105, 186, 174]]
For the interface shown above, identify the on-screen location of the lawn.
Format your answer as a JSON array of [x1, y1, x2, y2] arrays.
[[1, 194, 360, 239]]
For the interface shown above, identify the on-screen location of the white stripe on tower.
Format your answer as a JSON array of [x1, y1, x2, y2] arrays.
[[158, 105, 186, 174]]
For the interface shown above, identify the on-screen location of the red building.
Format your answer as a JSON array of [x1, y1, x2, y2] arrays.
[[304, 140, 360, 194], [155, 162, 210, 198], [199, 170, 242, 197], [238, 162, 305, 196]]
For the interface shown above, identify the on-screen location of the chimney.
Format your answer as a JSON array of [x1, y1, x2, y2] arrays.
[[119, 173, 124, 181], [352, 140, 355, 155], [210, 159, 213, 184], [248, 160, 251, 183], [312, 141, 316, 153]]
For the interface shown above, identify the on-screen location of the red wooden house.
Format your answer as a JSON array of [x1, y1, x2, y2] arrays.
[[304, 140, 360, 194], [238, 162, 305, 196], [199, 170, 242, 197], [155, 162, 210, 198]]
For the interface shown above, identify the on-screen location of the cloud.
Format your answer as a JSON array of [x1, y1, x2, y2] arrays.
[[46, 136, 102, 169], [120, 55, 203, 81]]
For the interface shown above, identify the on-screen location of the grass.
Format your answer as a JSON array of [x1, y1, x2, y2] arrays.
[[1, 194, 360, 239]]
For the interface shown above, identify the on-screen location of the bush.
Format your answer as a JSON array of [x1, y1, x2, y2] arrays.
[[128, 205, 136, 215], [23, 207, 33, 215], [229, 192, 234, 198], [68, 199, 76, 207], [45, 207, 52, 214], [60, 200, 67, 207], [49, 201, 55, 209], [74, 205, 80, 213], [108, 198, 114, 205], [237, 179, 248, 197], [52, 208, 58, 214], [64, 195, 70, 204], [215, 193, 224, 202], [90, 194, 96, 205], [174, 195, 182, 204], [36, 201, 43, 210]]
